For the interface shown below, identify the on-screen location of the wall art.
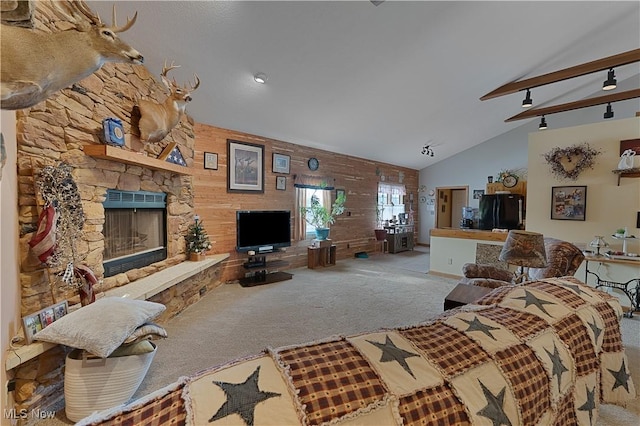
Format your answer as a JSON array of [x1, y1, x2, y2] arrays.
[[227, 140, 264, 193], [551, 186, 586, 221]]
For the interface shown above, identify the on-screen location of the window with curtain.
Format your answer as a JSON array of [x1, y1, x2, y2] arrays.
[[377, 182, 406, 224], [295, 187, 331, 240]]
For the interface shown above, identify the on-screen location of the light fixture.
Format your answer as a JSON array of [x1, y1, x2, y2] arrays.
[[499, 230, 547, 283], [602, 68, 617, 91], [603, 102, 614, 119], [589, 236, 609, 256], [421, 144, 434, 157], [521, 89, 533, 108], [538, 115, 548, 130], [253, 73, 268, 84]]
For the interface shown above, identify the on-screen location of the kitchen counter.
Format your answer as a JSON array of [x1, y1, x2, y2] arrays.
[[429, 228, 509, 278], [430, 228, 509, 242]]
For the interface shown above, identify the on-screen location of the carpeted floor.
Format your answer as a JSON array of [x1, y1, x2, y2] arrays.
[[40, 247, 639, 425]]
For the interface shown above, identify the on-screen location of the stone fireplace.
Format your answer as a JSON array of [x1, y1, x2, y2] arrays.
[[102, 189, 168, 277]]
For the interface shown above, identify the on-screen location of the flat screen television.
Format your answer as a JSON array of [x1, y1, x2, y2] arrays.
[[236, 210, 292, 253]]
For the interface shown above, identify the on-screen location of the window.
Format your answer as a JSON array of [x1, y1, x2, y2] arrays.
[[295, 187, 331, 240], [377, 183, 406, 225]]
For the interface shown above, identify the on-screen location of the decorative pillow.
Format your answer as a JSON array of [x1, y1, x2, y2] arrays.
[[122, 322, 168, 345], [34, 297, 165, 358]]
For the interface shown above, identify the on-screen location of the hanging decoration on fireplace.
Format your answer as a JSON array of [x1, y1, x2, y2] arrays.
[[543, 142, 601, 180], [32, 162, 95, 303]]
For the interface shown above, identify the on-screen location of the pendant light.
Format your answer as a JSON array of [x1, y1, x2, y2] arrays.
[[602, 68, 617, 91], [538, 116, 548, 130], [521, 89, 533, 108], [603, 103, 614, 119]]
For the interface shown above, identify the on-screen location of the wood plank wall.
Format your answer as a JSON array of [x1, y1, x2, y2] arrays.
[[193, 122, 419, 282]]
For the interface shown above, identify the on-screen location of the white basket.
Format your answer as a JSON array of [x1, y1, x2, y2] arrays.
[[64, 342, 156, 422]]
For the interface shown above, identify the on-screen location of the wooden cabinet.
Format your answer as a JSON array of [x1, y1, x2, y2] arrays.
[[387, 232, 414, 253], [308, 245, 337, 269], [486, 181, 527, 196]]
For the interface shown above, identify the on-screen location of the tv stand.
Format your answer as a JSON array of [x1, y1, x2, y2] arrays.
[[239, 254, 292, 287]]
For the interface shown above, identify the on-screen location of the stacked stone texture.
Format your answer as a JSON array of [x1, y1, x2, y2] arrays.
[[11, 1, 197, 411]]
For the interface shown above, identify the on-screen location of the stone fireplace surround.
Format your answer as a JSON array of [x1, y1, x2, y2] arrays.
[[8, 2, 223, 413]]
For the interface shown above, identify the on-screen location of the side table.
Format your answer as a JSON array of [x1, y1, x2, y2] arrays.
[[584, 254, 640, 317], [444, 283, 493, 310], [308, 245, 336, 269]]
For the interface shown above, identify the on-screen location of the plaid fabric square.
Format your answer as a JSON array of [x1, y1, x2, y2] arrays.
[[477, 306, 549, 340], [400, 323, 489, 377], [100, 387, 186, 426], [593, 302, 624, 353], [398, 384, 470, 426], [526, 281, 588, 310], [473, 286, 513, 306], [277, 340, 387, 425], [552, 392, 578, 426], [494, 344, 551, 425], [554, 314, 598, 377]]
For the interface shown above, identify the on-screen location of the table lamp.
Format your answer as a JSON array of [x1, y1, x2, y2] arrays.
[[589, 235, 608, 256], [499, 230, 547, 283]]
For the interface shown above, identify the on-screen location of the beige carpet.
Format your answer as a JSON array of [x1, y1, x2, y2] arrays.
[[39, 247, 639, 425]]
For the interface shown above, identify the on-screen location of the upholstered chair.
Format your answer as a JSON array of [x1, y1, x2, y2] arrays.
[[461, 237, 585, 289]]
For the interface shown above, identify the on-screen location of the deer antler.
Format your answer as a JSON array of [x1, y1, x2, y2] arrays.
[[191, 74, 201, 91], [160, 60, 181, 90], [110, 4, 138, 33]]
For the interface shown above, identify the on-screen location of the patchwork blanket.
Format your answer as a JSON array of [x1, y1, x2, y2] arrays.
[[79, 277, 635, 425]]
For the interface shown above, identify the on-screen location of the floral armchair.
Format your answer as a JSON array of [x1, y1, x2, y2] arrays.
[[461, 237, 585, 288]]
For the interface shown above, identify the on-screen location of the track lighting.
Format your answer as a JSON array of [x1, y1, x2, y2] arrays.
[[538, 116, 548, 130], [602, 68, 616, 91], [603, 103, 614, 119], [253, 73, 268, 84], [521, 89, 533, 108], [421, 144, 434, 157]]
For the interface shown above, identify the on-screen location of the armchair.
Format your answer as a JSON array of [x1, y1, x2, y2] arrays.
[[461, 237, 585, 288]]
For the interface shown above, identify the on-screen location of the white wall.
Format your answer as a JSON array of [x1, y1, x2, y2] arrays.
[[1, 110, 19, 417]]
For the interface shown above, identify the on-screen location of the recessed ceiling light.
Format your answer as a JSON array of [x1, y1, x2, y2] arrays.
[[254, 73, 268, 84]]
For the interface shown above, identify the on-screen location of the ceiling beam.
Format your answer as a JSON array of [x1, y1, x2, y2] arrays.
[[505, 88, 640, 122], [480, 48, 640, 101]]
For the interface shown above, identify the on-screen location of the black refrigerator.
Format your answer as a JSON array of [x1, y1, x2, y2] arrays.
[[478, 194, 523, 230]]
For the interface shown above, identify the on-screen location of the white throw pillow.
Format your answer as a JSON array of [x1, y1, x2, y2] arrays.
[[34, 297, 165, 358]]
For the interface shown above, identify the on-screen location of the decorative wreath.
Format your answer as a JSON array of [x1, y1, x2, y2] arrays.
[[543, 142, 601, 180]]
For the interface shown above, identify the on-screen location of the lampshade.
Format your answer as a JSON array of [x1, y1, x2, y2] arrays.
[[499, 230, 547, 268]]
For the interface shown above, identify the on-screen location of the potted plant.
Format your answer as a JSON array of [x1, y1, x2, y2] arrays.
[[301, 192, 346, 240], [185, 215, 212, 260]]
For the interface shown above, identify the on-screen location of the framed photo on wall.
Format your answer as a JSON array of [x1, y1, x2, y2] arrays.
[[551, 186, 587, 221], [276, 176, 286, 190], [227, 140, 264, 193], [204, 152, 218, 170], [273, 153, 290, 174]]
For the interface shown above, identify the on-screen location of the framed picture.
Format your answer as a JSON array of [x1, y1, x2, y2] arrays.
[[273, 153, 290, 174], [551, 186, 587, 221], [473, 189, 485, 199], [336, 189, 345, 200], [204, 152, 218, 170], [276, 176, 286, 190], [22, 300, 68, 344], [227, 140, 264, 193]]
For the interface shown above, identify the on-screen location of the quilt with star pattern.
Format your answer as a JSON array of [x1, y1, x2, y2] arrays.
[[79, 277, 635, 426]]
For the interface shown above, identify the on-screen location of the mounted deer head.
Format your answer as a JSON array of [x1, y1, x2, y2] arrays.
[[1, 0, 143, 110], [137, 61, 200, 143]]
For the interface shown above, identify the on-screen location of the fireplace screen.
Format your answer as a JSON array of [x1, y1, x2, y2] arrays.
[[102, 190, 167, 277]]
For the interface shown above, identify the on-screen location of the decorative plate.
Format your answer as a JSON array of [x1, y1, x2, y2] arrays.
[[502, 174, 518, 188]]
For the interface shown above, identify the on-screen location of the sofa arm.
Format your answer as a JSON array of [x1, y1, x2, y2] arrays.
[[462, 263, 514, 282]]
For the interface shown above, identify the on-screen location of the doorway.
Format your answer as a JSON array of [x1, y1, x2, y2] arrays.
[[435, 186, 469, 229]]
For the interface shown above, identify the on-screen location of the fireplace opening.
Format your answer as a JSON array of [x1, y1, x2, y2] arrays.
[[103, 190, 167, 277]]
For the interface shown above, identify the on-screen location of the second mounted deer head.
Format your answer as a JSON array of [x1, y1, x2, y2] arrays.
[[137, 61, 200, 143], [1, 0, 143, 110]]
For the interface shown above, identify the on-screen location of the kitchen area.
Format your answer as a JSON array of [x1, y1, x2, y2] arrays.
[[429, 178, 527, 278]]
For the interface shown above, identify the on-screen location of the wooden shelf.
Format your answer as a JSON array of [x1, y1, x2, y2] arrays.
[[84, 144, 192, 175], [613, 168, 640, 186]]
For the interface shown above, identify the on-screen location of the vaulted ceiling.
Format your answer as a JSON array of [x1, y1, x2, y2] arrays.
[[91, 1, 640, 170]]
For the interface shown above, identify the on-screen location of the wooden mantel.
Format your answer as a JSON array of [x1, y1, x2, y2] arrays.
[[84, 144, 192, 176]]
